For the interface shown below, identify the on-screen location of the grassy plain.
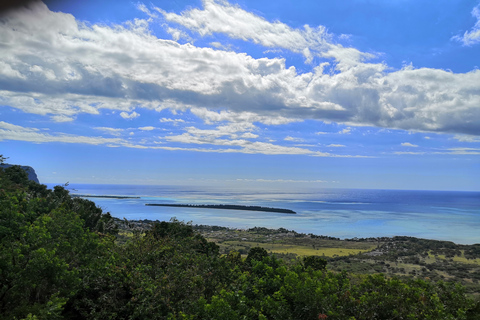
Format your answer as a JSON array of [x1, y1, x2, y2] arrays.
[[211, 240, 372, 257]]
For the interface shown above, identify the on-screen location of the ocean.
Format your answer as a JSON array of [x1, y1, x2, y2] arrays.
[[46, 183, 480, 245]]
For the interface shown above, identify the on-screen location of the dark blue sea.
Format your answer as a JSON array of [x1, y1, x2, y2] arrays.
[[46, 183, 480, 244]]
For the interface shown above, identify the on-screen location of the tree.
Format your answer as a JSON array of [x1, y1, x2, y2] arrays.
[[303, 256, 327, 271], [245, 247, 269, 265]]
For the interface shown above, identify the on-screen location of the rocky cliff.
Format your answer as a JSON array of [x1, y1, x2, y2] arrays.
[[0, 164, 40, 183]]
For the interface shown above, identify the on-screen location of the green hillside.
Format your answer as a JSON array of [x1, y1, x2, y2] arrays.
[[1, 159, 479, 319]]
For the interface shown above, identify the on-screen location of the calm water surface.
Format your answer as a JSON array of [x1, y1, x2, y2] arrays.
[[47, 184, 480, 244]]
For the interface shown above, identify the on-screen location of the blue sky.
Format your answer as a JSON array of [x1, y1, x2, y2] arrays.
[[1, 0, 479, 191]]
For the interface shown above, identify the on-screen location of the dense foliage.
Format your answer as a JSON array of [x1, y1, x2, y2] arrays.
[[1, 160, 479, 319]]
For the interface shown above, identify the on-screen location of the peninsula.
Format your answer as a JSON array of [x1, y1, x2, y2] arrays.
[[145, 203, 296, 214], [73, 195, 141, 199]]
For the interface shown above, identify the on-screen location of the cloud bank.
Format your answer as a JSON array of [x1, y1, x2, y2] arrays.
[[0, 0, 479, 158]]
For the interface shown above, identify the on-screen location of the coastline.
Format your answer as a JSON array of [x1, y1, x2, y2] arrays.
[[56, 184, 480, 245]]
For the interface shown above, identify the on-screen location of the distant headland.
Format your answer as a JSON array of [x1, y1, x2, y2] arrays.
[[73, 195, 140, 199], [145, 203, 296, 214], [0, 163, 39, 183]]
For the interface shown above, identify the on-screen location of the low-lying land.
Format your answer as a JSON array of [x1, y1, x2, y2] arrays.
[[145, 203, 296, 214], [118, 220, 480, 296], [73, 194, 140, 199]]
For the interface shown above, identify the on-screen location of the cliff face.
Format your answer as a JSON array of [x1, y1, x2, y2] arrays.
[[0, 164, 40, 183]]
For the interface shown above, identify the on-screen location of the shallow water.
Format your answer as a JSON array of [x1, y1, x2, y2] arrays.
[[47, 183, 480, 244]]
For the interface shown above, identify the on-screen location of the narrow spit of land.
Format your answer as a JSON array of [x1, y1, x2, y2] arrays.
[[73, 195, 141, 199], [145, 203, 296, 214]]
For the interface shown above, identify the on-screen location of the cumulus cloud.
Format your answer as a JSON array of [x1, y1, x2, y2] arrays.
[[453, 3, 480, 46], [120, 111, 140, 120], [155, 0, 332, 63], [240, 132, 259, 139], [0, 0, 479, 148]]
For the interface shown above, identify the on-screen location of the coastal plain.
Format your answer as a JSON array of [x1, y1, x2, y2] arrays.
[[118, 219, 480, 297]]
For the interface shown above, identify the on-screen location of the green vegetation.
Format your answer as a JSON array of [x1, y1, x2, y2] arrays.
[[193, 225, 375, 257], [1, 157, 479, 319], [192, 225, 480, 297], [328, 237, 480, 297]]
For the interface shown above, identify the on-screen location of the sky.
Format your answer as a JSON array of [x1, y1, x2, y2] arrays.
[[0, 0, 479, 191]]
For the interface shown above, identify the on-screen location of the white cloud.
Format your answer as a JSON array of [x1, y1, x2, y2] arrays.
[[401, 142, 418, 147], [240, 132, 259, 139], [453, 134, 480, 143], [138, 126, 155, 131], [0, 0, 479, 142], [445, 147, 480, 155], [160, 118, 186, 125], [166, 27, 191, 41], [453, 4, 480, 46], [160, 125, 365, 157], [120, 111, 140, 120], [136, 3, 157, 19], [0, 121, 125, 145], [189, 108, 296, 126], [51, 114, 75, 122], [338, 128, 351, 134], [176, 122, 257, 140], [284, 136, 304, 142], [5, 118, 473, 158], [155, 0, 333, 63], [326, 144, 345, 147]]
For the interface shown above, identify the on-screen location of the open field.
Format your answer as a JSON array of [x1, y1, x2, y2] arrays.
[[209, 239, 374, 257]]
